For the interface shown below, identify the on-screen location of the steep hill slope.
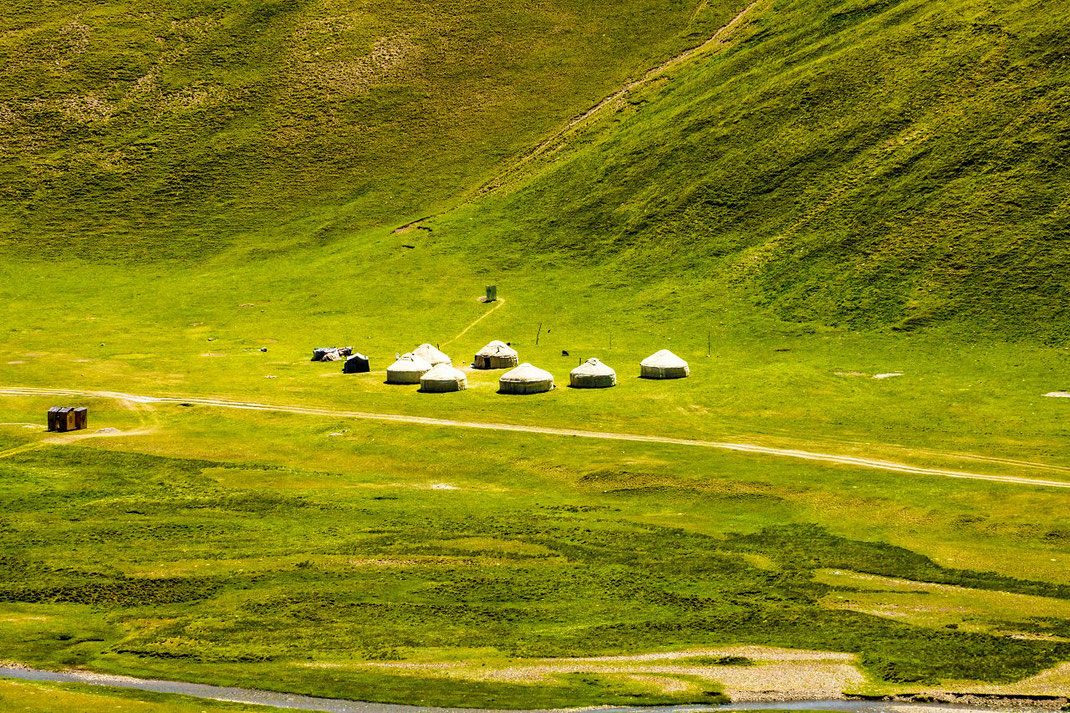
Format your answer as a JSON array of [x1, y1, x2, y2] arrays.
[[2, 0, 1067, 342], [0, 0, 744, 259], [432, 0, 1070, 342]]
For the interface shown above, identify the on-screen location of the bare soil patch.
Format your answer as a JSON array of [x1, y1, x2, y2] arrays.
[[351, 646, 867, 700]]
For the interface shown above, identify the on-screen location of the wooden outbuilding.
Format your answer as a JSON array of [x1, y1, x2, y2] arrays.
[[48, 406, 87, 432]]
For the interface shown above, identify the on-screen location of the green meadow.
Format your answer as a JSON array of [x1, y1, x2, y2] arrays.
[[1, 0, 1069, 709], [0, 375, 1067, 706]]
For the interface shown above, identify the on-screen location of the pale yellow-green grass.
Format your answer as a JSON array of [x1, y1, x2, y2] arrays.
[[817, 570, 1070, 635]]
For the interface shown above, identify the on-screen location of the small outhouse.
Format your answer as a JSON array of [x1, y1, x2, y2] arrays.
[[48, 406, 87, 433]]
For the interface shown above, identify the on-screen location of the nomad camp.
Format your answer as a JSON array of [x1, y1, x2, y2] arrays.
[[3, 2, 1068, 711]]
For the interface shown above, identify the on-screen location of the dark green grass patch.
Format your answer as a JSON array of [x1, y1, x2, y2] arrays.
[[726, 525, 1070, 600]]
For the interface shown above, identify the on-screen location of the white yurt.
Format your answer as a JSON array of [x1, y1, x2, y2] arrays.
[[474, 340, 519, 369], [413, 343, 451, 366], [420, 363, 468, 393], [386, 353, 433, 384], [640, 349, 689, 379], [499, 363, 554, 394], [569, 358, 617, 389]]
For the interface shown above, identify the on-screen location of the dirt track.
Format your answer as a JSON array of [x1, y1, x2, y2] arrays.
[[2, 386, 1069, 490], [441, 297, 506, 347]]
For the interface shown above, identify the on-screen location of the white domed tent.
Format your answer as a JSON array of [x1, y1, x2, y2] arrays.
[[420, 363, 468, 393], [640, 350, 689, 379], [474, 340, 519, 369], [499, 363, 554, 394], [386, 353, 433, 384], [413, 343, 451, 366], [569, 358, 617, 389]]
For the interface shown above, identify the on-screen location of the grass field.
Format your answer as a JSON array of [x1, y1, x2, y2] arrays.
[[1, 0, 1069, 709], [0, 383, 1067, 706]]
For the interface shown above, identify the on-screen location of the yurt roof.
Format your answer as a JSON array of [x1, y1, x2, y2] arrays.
[[388, 353, 433, 371], [641, 349, 688, 368], [421, 363, 466, 382], [413, 343, 451, 364], [500, 363, 553, 383], [477, 340, 517, 357], [571, 358, 616, 377]]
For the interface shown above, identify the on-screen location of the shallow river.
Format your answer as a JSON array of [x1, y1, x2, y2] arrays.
[[0, 666, 1053, 713]]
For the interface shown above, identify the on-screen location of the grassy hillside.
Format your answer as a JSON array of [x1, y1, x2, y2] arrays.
[[2, 0, 1066, 341], [432, 0, 1070, 342], [0, 0, 744, 260]]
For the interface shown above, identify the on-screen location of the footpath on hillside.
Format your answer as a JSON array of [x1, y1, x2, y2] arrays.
[[393, 0, 769, 236]]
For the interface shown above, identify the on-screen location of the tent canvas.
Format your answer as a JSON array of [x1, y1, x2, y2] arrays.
[[474, 340, 519, 369], [640, 349, 689, 379], [387, 353, 433, 384], [343, 353, 371, 374], [420, 363, 468, 393], [569, 358, 617, 388], [413, 343, 451, 366], [499, 362, 554, 394], [312, 346, 353, 362]]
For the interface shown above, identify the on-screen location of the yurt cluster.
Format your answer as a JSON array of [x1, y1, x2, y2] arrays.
[[312, 342, 690, 394]]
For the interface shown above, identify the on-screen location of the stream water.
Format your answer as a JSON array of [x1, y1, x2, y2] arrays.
[[0, 666, 1055, 713]]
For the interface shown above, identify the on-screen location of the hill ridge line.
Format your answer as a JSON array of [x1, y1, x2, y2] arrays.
[[391, 0, 768, 235], [474, 0, 768, 197], [2, 386, 1068, 490]]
